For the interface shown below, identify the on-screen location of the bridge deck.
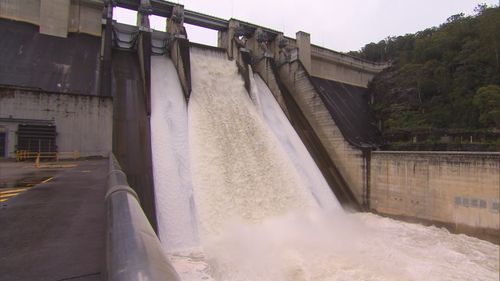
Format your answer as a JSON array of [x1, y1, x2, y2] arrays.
[[0, 159, 107, 281]]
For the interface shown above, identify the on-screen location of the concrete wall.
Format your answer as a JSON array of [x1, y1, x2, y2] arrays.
[[0, 0, 40, 25], [370, 151, 500, 238], [68, 0, 102, 36], [284, 36, 389, 88], [279, 61, 366, 205], [311, 56, 375, 88], [216, 21, 388, 88], [0, 88, 112, 158], [0, 18, 102, 95], [0, 0, 102, 37], [39, 0, 70, 37]]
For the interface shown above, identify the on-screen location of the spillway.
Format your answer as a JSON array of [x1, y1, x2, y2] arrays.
[[151, 55, 199, 251], [251, 72, 340, 211], [188, 47, 318, 238], [151, 48, 499, 281]]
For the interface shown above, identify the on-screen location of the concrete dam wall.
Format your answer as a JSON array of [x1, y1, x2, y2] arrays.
[[371, 151, 500, 241], [0, 0, 499, 243], [0, 87, 112, 158]]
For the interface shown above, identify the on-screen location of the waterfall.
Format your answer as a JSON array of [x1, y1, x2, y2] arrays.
[[150, 55, 199, 252], [188, 47, 318, 238], [152, 48, 499, 281], [251, 71, 341, 211]]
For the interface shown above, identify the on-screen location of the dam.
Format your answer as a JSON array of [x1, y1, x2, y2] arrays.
[[0, 1, 498, 280]]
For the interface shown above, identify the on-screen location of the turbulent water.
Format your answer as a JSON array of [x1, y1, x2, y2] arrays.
[[152, 49, 499, 281], [150, 55, 199, 251], [251, 72, 340, 211], [188, 48, 318, 237]]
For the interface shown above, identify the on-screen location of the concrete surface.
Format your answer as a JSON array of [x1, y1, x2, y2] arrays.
[[111, 50, 157, 232], [0, 0, 103, 37], [0, 88, 113, 158], [310, 76, 379, 146], [0, 0, 40, 26], [68, 1, 103, 36], [215, 19, 388, 88], [39, 0, 70, 38], [0, 19, 101, 94], [278, 59, 367, 206], [370, 151, 500, 242], [296, 31, 312, 73], [0, 159, 107, 281]]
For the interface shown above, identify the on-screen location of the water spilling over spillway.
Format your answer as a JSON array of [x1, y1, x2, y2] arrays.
[[151, 56, 199, 251], [188, 48, 319, 237], [151, 48, 499, 281]]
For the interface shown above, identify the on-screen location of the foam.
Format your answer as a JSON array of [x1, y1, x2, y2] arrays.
[[150, 55, 199, 252], [252, 72, 340, 211], [188, 47, 317, 238]]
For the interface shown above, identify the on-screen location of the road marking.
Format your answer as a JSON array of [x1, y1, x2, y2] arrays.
[[0, 193, 21, 198], [41, 177, 53, 184], [0, 176, 54, 204], [0, 188, 30, 194]]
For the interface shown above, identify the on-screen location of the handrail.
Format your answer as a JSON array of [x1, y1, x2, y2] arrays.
[[16, 150, 81, 161], [106, 153, 180, 281]]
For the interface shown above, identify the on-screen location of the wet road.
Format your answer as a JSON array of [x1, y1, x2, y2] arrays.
[[0, 159, 107, 281]]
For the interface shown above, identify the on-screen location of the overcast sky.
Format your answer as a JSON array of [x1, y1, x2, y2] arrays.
[[114, 0, 499, 52]]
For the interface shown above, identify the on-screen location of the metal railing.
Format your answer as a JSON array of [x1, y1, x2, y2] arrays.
[[16, 150, 80, 161], [105, 153, 180, 281]]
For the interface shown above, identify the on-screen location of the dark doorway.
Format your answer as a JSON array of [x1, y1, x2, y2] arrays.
[[17, 124, 57, 153], [0, 132, 5, 157]]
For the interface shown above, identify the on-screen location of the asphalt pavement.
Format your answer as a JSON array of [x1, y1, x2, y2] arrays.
[[0, 159, 107, 281]]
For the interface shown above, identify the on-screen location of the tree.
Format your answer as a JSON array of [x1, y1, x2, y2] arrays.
[[350, 7, 500, 132], [473, 85, 500, 128]]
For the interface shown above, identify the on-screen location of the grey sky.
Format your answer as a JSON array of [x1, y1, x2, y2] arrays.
[[114, 0, 499, 52]]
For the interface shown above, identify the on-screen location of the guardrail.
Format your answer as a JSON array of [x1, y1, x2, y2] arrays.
[[16, 150, 80, 161], [106, 153, 180, 281]]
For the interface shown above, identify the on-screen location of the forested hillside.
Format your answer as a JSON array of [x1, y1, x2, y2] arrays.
[[348, 5, 499, 150]]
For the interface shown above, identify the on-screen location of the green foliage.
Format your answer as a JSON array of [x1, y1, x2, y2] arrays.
[[473, 85, 500, 127], [354, 5, 500, 132]]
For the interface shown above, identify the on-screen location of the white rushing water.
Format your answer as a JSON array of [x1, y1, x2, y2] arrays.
[[153, 49, 499, 281], [150, 55, 199, 251], [251, 72, 340, 211], [188, 48, 318, 238]]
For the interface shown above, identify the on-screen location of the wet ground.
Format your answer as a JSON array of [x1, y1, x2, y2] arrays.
[[0, 159, 107, 281]]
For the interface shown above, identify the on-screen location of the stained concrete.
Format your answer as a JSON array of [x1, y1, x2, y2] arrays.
[[0, 87, 113, 158], [0, 0, 103, 37], [370, 151, 500, 242], [39, 0, 70, 38], [111, 50, 157, 232], [0, 18, 101, 95], [0, 159, 107, 281], [278, 59, 367, 206], [310, 76, 380, 147]]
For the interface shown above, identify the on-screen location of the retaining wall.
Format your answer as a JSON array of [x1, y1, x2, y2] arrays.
[[370, 151, 500, 240]]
